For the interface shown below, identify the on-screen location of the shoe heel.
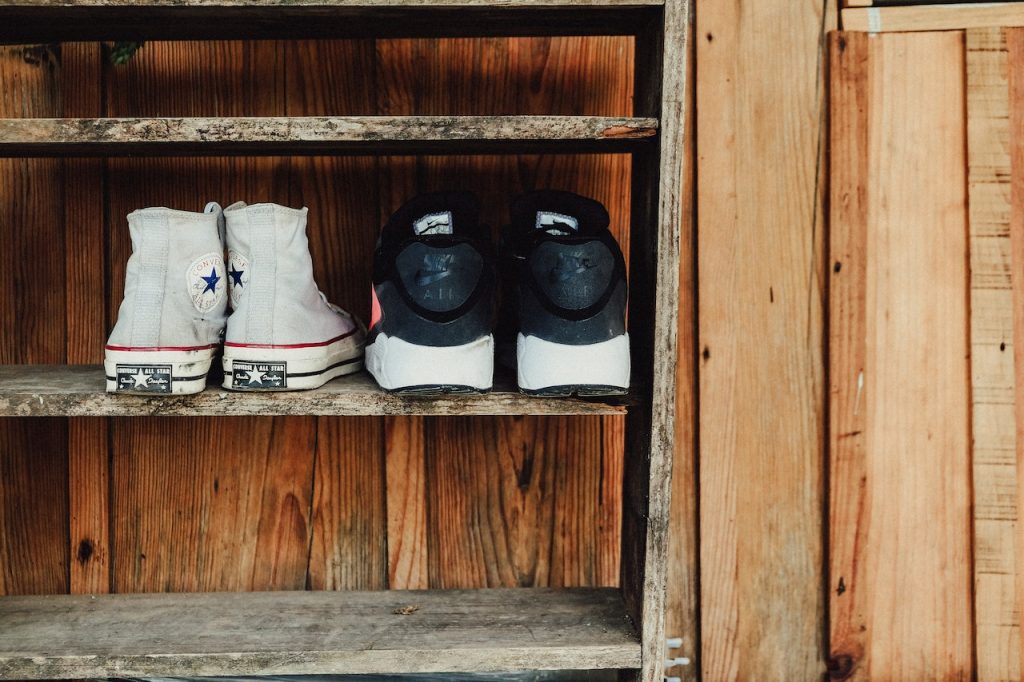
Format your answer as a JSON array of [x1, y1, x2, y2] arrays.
[[365, 334, 494, 393], [222, 332, 365, 391], [104, 347, 215, 395], [516, 333, 630, 396]]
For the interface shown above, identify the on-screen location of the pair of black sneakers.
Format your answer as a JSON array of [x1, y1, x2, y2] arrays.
[[365, 190, 630, 396]]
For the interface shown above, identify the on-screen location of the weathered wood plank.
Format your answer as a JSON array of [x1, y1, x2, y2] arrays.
[[663, 3, 695, 676], [967, 26, 1020, 682], [0, 365, 630, 416], [622, 1, 687, 680], [829, 30, 973, 681], [843, 3, 1024, 33], [0, 588, 640, 679], [696, 0, 832, 677], [0, 116, 657, 157], [1010, 26, 1024, 682]]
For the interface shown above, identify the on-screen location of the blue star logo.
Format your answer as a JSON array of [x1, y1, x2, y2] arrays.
[[229, 265, 244, 287], [201, 267, 220, 294]]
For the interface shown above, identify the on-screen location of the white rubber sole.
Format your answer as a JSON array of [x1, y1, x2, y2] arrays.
[[105, 346, 217, 395], [365, 333, 494, 392], [223, 331, 365, 391], [517, 332, 630, 395]]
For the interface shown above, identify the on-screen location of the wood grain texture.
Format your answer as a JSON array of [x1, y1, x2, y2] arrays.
[[425, 416, 620, 589], [0, 365, 630, 416], [308, 417, 387, 590], [829, 30, 973, 681], [0, 588, 640, 679], [1010, 26, 1024, 682], [967, 27, 1020, 682], [0, 116, 657, 156], [843, 3, 1024, 33], [62, 42, 111, 597], [696, 0, 832, 678], [111, 416, 316, 592], [663, 1, 695, 675], [0, 44, 69, 598]]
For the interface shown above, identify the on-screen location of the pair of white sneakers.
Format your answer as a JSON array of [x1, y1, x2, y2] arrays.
[[104, 202, 365, 395]]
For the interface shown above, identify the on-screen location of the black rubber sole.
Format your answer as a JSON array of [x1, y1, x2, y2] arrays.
[[387, 384, 492, 396], [520, 384, 629, 398]]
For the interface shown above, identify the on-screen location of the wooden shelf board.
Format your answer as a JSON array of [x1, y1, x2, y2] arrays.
[[0, 587, 640, 679], [842, 3, 1024, 32], [0, 116, 658, 157], [0, 2, 662, 41], [0, 365, 633, 416]]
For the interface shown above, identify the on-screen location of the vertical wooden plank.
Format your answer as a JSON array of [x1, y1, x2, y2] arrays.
[[1009, 26, 1024, 682], [829, 30, 973, 681], [307, 418, 387, 590], [426, 415, 616, 588], [0, 43, 69, 597], [967, 27, 1020, 682], [664, 2, 697, 676], [385, 416, 429, 589], [63, 42, 110, 597], [828, 30, 871, 681], [696, 0, 834, 678], [113, 417, 316, 592]]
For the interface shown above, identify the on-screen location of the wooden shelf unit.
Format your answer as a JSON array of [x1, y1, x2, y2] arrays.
[[0, 2, 690, 682]]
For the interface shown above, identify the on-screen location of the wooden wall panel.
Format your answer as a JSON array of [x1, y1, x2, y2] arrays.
[[0, 44, 69, 597], [1011, 26, 1024, 682], [696, 0, 834, 677], [829, 31, 973, 681], [967, 27, 1020, 682]]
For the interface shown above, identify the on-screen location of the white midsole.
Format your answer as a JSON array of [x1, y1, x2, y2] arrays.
[[365, 333, 494, 391], [104, 347, 216, 395], [222, 332, 365, 391], [517, 333, 630, 390]]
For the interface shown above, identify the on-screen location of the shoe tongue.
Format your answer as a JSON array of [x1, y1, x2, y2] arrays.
[[413, 210, 454, 236], [534, 210, 579, 235]]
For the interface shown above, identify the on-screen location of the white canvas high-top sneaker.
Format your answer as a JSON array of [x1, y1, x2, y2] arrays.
[[222, 202, 365, 391], [105, 203, 228, 395]]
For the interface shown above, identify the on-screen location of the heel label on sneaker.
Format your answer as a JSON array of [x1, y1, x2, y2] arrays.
[[115, 364, 172, 393], [232, 361, 287, 389]]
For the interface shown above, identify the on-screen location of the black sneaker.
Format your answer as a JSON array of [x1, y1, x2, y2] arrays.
[[366, 191, 496, 393], [504, 190, 630, 396]]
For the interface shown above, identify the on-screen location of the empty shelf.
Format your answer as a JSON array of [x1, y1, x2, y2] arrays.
[[0, 116, 659, 157], [0, 588, 641, 679]]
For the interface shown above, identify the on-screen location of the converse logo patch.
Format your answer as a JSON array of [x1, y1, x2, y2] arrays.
[[186, 252, 227, 313], [232, 361, 286, 389], [413, 211, 453, 236], [227, 251, 250, 309], [535, 211, 579, 235], [115, 364, 172, 394]]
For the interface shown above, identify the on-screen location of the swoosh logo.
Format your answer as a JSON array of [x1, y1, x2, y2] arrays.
[[415, 269, 452, 286], [551, 254, 596, 283]]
